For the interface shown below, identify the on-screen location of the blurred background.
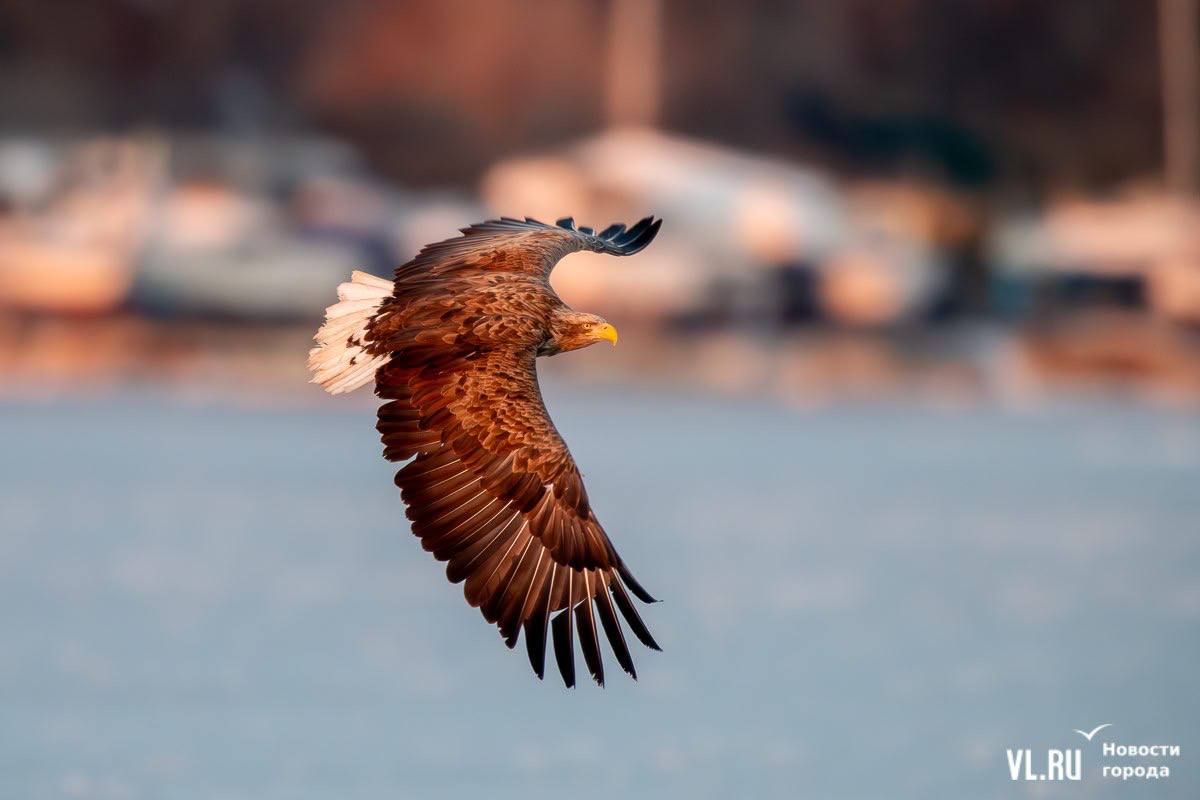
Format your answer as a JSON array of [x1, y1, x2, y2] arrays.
[[2, 1, 1199, 798]]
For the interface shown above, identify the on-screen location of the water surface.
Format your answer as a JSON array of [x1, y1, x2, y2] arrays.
[[2, 387, 1197, 798]]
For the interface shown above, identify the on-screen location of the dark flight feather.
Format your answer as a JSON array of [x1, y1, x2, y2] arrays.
[[576, 571, 605, 686], [552, 572, 577, 688], [594, 578, 636, 679]]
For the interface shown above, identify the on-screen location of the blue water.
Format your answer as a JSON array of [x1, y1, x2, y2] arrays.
[[2, 387, 1198, 799]]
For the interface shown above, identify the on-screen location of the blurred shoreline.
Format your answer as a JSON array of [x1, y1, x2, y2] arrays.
[[4, 312, 1199, 409], [4, 130, 1200, 417]]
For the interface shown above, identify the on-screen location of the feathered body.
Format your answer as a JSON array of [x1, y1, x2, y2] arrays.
[[308, 216, 662, 687]]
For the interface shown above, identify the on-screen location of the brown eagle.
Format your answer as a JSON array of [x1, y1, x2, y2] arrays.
[[308, 215, 663, 687]]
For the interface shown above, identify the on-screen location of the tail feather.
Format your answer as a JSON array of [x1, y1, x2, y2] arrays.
[[308, 270, 393, 395]]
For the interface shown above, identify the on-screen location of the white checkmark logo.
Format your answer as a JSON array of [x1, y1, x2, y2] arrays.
[[1073, 723, 1112, 741]]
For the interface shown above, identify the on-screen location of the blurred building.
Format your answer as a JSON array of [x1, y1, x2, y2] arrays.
[[0, 1, 1170, 192]]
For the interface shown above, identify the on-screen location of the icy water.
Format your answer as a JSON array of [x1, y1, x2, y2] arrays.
[[2, 386, 1198, 799]]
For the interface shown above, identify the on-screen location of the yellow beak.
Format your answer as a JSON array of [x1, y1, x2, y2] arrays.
[[596, 323, 619, 346]]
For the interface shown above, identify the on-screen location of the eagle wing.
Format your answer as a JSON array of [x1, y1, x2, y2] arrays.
[[395, 215, 662, 281], [377, 350, 659, 687]]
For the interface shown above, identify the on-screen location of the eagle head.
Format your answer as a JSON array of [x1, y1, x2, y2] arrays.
[[544, 310, 618, 355]]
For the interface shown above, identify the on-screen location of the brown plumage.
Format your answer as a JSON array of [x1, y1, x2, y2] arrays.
[[308, 215, 663, 686]]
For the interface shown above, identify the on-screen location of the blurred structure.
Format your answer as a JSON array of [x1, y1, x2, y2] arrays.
[[1160, 0, 1200, 197], [0, 133, 483, 321], [484, 128, 988, 327], [133, 137, 390, 320], [0, 1, 1173, 190], [605, 0, 663, 128], [990, 190, 1200, 323], [0, 137, 160, 313], [484, 128, 845, 320]]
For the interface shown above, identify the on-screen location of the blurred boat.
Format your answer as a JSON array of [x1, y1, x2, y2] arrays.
[[482, 128, 975, 326], [0, 137, 162, 314], [989, 190, 1200, 324], [134, 181, 364, 321], [482, 127, 848, 320], [818, 236, 945, 327], [0, 231, 133, 315]]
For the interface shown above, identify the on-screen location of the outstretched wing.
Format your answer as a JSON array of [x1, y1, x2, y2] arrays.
[[375, 347, 659, 687], [394, 215, 662, 283]]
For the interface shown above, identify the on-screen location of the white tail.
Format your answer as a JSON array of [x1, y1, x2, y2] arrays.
[[308, 270, 394, 394]]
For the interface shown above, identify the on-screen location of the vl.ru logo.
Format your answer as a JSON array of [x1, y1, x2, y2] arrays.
[[1006, 746, 1083, 782], [1005, 724, 1106, 782]]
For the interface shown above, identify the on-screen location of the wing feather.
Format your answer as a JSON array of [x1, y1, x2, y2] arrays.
[[594, 574, 636, 679], [523, 563, 555, 679], [611, 576, 661, 652], [575, 571, 605, 686], [552, 573, 577, 688]]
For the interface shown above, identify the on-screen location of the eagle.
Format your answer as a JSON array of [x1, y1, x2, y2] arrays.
[[308, 215, 663, 687]]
